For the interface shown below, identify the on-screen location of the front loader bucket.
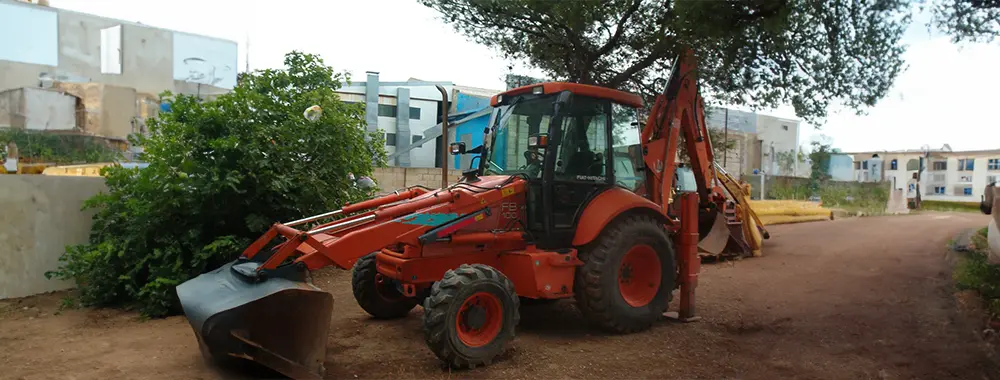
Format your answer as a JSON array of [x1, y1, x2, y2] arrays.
[[176, 261, 334, 380]]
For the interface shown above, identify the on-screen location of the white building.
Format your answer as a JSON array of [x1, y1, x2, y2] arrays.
[[335, 73, 455, 168], [845, 145, 1000, 202], [336, 72, 502, 169], [704, 107, 804, 178]]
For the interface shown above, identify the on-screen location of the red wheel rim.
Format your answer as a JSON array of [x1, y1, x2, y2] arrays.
[[618, 244, 662, 307], [455, 291, 504, 347]]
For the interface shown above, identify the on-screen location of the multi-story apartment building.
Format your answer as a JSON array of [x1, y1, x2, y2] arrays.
[[844, 145, 1000, 202]]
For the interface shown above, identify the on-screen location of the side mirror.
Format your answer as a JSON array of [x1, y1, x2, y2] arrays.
[[449, 142, 466, 155], [528, 133, 549, 149]]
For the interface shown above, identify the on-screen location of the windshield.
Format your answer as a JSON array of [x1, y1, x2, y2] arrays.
[[482, 95, 557, 178]]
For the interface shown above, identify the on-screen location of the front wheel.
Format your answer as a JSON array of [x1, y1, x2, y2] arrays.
[[422, 264, 520, 369], [574, 213, 676, 333], [351, 253, 418, 319]]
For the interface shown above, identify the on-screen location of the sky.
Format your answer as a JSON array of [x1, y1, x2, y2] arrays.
[[50, 0, 1000, 153]]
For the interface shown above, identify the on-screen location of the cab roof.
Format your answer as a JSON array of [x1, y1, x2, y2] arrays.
[[490, 82, 644, 108]]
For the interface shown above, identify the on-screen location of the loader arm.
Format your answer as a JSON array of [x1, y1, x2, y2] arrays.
[[240, 177, 528, 275]]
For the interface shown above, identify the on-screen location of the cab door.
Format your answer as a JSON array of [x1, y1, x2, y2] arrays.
[[533, 96, 615, 249]]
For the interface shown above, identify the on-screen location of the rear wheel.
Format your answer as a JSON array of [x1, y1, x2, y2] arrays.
[[351, 253, 418, 319], [422, 264, 520, 369], [574, 213, 676, 333]]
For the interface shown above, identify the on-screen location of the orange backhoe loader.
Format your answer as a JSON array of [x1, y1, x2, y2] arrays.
[[176, 47, 769, 379]]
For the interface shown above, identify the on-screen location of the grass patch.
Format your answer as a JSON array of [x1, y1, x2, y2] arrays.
[[954, 227, 1000, 317], [765, 179, 889, 216], [922, 200, 982, 213]]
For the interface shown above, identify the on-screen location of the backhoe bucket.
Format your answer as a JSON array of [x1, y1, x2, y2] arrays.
[[697, 210, 730, 256], [176, 261, 334, 380]]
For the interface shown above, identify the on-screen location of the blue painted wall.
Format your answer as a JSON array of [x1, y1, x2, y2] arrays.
[[451, 92, 492, 170]]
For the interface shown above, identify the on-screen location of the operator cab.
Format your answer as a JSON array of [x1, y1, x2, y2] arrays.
[[470, 83, 647, 248]]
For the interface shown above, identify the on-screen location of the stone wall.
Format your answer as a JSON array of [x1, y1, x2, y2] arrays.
[[372, 167, 465, 193]]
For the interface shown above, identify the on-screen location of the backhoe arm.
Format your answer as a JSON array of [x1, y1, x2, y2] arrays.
[[640, 47, 717, 212]]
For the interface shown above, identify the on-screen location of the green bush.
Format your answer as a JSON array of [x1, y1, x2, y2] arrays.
[[954, 227, 1000, 316], [921, 200, 982, 213], [0, 129, 121, 164], [45, 51, 386, 317], [765, 176, 889, 214]]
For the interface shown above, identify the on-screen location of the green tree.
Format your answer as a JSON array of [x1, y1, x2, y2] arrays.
[[421, 0, 915, 124], [774, 148, 804, 175], [808, 140, 834, 194], [927, 0, 1000, 43], [46, 51, 386, 317]]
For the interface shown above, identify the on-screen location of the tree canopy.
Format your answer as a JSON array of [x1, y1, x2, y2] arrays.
[[420, 0, 997, 124], [47, 52, 385, 317]]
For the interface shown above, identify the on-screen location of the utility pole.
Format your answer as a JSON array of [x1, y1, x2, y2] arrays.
[[245, 33, 250, 73], [723, 108, 729, 168]]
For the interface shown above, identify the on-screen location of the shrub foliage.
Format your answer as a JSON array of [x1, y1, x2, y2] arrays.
[[46, 52, 386, 317]]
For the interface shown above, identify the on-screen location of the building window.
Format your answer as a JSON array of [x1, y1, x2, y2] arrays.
[[988, 175, 999, 184], [411, 135, 423, 144], [376, 104, 422, 120], [959, 175, 973, 182], [862, 161, 869, 170], [378, 104, 397, 118], [854, 161, 861, 170], [963, 186, 973, 196], [100, 25, 123, 74], [384, 133, 396, 146], [958, 158, 974, 171], [932, 161, 947, 171], [890, 159, 897, 170], [989, 158, 1000, 170], [932, 173, 946, 182], [934, 186, 946, 194]]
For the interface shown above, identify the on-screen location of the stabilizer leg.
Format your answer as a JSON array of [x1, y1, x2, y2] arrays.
[[665, 192, 702, 322]]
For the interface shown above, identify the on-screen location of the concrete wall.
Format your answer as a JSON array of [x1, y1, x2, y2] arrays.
[[756, 114, 801, 176], [371, 167, 464, 193], [0, 87, 77, 130], [0, 175, 106, 299], [21, 87, 77, 131], [0, 88, 22, 127]]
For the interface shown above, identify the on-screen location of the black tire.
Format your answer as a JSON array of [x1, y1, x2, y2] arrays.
[[422, 264, 520, 369], [574, 213, 676, 333], [351, 252, 418, 319]]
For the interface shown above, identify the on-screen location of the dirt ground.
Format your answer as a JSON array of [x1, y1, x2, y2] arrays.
[[3, 212, 1000, 380]]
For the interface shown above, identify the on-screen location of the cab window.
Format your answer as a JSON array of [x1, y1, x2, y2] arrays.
[[552, 97, 610, 183], [610, 102, 642, 190]]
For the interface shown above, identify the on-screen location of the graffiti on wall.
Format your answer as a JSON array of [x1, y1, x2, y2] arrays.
[[172, 32, 238, 89]]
